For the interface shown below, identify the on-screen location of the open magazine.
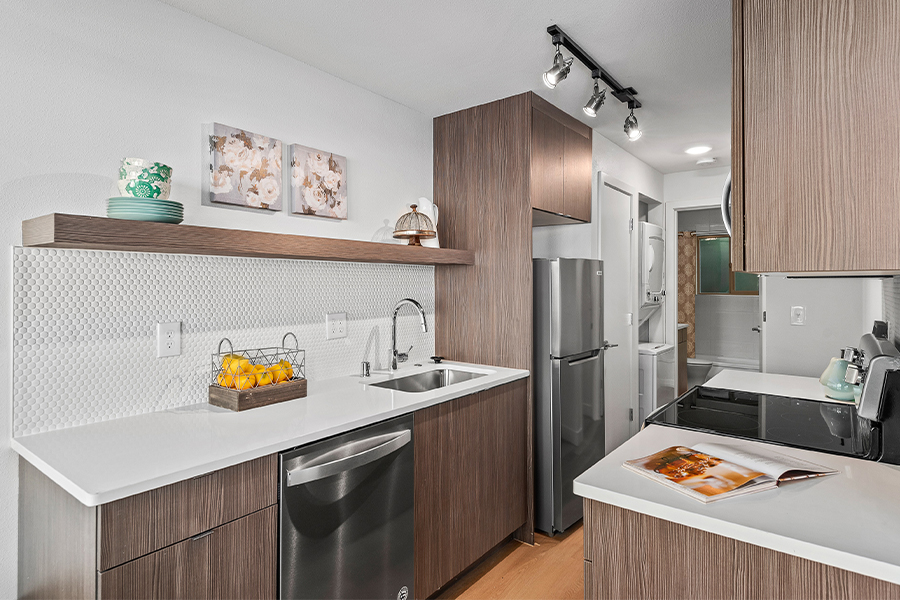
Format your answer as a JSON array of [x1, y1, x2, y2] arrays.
[[623, 443, 838, 503]]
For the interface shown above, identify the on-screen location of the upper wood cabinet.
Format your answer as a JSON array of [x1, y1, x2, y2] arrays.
[[732, 0, 900, 273], [532, 108, 566, 217], [531, 95, 593, 225]]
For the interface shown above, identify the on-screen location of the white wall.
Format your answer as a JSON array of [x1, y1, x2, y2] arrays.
[[532, 133, 664, 259], [0, 1, 433, 593], [663, 166, 730, 204], [762, 276, 883, 377]]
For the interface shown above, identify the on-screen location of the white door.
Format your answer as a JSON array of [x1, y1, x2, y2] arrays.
[[600, 175, 638, 454]]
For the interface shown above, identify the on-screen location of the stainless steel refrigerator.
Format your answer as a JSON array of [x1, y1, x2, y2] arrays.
[[533, 258, 606, 535]]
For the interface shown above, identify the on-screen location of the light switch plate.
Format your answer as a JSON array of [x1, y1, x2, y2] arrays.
[[325, 312, 347, 339], [790, 306, 806, 326], [157, 321, 182, 357]]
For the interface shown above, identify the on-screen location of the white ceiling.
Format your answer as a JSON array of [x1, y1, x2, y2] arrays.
[[160, 0, 731, 174]]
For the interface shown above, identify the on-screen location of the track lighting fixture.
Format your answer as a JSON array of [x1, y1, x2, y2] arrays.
[[583, 79, 606, 117], [544, 25, 645, 139], [624, 109, 642, 141], [543, 44, 574, 89]]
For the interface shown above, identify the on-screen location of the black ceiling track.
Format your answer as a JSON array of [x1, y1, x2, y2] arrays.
[[547, 24, 642, 109]]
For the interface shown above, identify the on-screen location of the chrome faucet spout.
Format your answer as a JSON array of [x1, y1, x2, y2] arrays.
[[391, 298, 427, 371]]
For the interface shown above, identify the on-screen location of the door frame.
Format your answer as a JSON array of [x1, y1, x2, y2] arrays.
[[664, 198, 736, 349], [598, 172, 640, 439], [667, 199, 765, 373]]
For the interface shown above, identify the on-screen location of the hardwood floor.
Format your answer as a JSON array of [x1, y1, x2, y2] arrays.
[[437, 525, 584, 600]]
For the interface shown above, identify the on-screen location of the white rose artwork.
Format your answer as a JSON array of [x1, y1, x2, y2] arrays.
[[290, 143, 348, 220], [207, 123, 282, 211]]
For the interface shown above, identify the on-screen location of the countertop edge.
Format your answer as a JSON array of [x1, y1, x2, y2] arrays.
[[14, 366, 529, 507], [574, 466, 900, 586]]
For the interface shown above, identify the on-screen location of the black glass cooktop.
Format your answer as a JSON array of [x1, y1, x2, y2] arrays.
[[646, 386, 879, 461]]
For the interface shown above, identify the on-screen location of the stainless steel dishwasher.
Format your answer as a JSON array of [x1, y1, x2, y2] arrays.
[[279, 414, 414, 600]]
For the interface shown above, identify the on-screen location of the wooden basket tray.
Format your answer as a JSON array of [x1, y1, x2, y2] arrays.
[[209, 377, 307, 412]]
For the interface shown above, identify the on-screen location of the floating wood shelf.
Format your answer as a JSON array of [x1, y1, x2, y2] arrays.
[[22, 214, 475, 266]]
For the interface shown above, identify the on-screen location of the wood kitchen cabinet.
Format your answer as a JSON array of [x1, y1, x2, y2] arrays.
[[413, 380, 528, 599], [98, 506, 276, 599], [583, 500, 900, 599], [433, 91, 590, 557], [531, 94, 593, 224], [732, 0, 900, 273], [18, 454, 278, 599]]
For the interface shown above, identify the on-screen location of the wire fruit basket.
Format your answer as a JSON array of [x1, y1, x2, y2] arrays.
[[208, 333, 307, 411]]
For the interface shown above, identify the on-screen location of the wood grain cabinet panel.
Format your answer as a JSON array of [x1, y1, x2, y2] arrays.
[[531, 107, 566, 217], [434, 92, 535, 556], [99, 506, 276, 600], [99, 454, 277, 571], [734, 0, 900, 272], [584, 500, 900, 600], [20, 454, 278, 599], [563, 126, 592, 222], [413, 380, 528, 599], [530, 98, 593, 224]]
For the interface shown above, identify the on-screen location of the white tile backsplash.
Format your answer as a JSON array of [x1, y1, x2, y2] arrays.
[[693, 294, 760, 363], [12, 247, 434, 436]]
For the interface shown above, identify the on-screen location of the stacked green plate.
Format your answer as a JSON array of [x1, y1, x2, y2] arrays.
[[107, 197, 183, 224]]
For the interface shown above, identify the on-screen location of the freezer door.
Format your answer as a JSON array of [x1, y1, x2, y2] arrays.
[[552, 350, 605, 533], [550, 258, 603, 358]]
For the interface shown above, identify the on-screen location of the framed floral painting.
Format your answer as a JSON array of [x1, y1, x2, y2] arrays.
[[290, 144, 347, 220], [208, 123, 282, 210]]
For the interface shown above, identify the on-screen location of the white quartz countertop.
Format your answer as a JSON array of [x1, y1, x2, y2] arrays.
[[12, 361, 528, 507], [574, 424, 900, 585], [705, 369, 853, 404]]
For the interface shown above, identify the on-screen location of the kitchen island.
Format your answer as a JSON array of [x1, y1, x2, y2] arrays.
[[575, 424, 900, 599]]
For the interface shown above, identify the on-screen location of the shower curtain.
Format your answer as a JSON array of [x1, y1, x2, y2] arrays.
[[678, 232, 697, 358]]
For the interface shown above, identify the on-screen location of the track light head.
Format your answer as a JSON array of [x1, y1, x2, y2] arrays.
[[624, 109, 642, 141], [543, 45, 574, 89], [583, 80, 607, 117]]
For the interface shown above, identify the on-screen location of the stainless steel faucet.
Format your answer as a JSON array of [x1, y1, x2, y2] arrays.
[[391, 298, 427, 371]]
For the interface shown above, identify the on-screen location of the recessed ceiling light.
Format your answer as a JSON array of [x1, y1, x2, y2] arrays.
[[685, 145, 712, 155], [696, 157, 717, 166]]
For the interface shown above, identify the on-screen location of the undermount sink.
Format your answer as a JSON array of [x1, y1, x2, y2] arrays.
[[371, 369, 486, 393]]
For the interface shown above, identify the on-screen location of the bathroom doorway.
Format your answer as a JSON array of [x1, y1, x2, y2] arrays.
[[665, 201, 761, 389]]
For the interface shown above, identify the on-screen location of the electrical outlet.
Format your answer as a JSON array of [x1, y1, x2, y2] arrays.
[[790, 306, 806, 326], [325, 312, 347, 340], [157, 321, 182, 357]]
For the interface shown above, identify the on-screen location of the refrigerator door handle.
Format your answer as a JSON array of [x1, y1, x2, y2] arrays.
[[568, 350, 600, 366]]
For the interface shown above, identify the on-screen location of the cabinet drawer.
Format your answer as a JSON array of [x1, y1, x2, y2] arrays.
[[98, 505, 277, 599], [98, 454, 277, 571]]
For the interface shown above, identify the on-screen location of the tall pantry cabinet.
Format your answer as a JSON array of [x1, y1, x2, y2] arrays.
[[431, 91, 592, 594]]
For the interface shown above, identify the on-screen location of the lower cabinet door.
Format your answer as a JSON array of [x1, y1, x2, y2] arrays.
[[413, 380, 528, 599], [99, 505, 276, 600]]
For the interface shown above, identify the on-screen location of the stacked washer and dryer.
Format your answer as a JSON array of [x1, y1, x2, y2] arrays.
[[638, 222, 676, 423]]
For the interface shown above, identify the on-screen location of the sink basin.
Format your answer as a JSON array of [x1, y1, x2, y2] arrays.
[[371, 369, 486, 393]]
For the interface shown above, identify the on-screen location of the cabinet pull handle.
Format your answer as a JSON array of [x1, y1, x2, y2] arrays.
[[568, 351, 600, 366], [722, 173, 732, 236], [191, 529, 215, 541]]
